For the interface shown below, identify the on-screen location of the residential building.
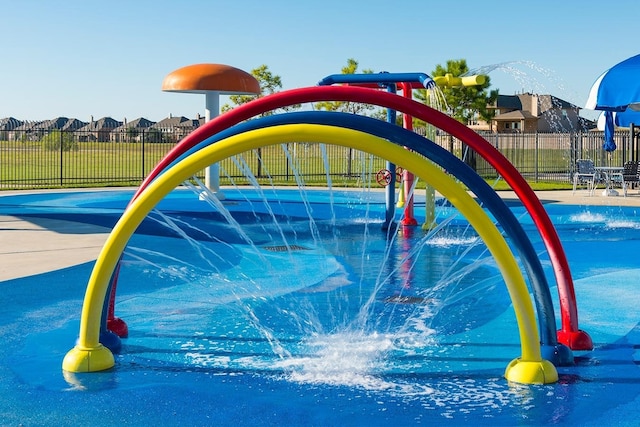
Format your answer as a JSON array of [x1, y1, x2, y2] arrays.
[[0, 117, 23, 140], [471, 93, 595, 133], [151, 114, 202, 143], [77, 116, 123, 142], [110, 117, 156, 142]]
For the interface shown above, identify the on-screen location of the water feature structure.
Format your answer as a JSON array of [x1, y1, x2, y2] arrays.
[[61, 72, 594, 385], [127, 80, 593, 356]]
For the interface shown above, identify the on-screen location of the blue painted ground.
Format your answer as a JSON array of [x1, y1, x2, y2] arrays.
[[0, 188, 639, 426]]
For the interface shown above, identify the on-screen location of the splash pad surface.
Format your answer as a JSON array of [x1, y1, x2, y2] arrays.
[[1, 188, 639, 425]]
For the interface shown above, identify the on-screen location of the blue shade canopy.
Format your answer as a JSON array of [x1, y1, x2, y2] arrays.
[[597, 109, 640, 129], [586, 53, 640, 112], [614, 108, 640, 127]]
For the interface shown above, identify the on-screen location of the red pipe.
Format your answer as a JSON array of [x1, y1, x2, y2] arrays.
[[111, 85, 589, 350], [398, 82, 417, 226]]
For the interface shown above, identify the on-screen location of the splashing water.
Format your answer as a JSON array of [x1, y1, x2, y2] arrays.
[[606, 219, 640, 229], [468, 61, 568, 95], [468, 60, 595, 127], [275, 330, 440, 393], [569, 211, 608, 223]]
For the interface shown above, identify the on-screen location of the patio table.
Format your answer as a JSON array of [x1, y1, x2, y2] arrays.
[[595, 166, 624, 196]]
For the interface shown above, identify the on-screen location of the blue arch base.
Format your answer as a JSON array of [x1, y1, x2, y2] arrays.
[[99, 330, 122, 354], [542, 344, 574, 366], [100, 279, 122, 353]]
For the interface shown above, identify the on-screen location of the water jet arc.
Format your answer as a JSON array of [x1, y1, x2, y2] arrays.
[[155, 111, 569, 365]]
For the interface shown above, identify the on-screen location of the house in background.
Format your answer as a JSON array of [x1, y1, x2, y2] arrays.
[[3, 114, 204, 143], [151, 114, 202, 142], [0, 117, 23, 140], [10, 120, 44, 141], [60, 118, 88, 131], [0, 117, 23, 130], [110, 117, 156, 142], [4, 117, 89, 140], [471, 93, 595, 133], [35, 117, 88, 133], [77, 116, 123, 142]]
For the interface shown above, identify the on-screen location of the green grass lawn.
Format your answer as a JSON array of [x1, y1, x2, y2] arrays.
[[0, 139, 575, 191]]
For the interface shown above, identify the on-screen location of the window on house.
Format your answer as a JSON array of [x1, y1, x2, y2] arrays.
[[512, 122, 519, 129], [505, 123, 510, 129]]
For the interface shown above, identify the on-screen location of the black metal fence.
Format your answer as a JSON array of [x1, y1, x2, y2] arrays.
[[470, 128, 639, 182], [1, 127, 638, 190]]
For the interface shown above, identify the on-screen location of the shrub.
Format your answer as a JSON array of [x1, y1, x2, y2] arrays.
[[42, 130, 78, 151]]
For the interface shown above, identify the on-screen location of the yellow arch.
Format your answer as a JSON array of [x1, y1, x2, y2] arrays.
[[62, 124, 557, 384]]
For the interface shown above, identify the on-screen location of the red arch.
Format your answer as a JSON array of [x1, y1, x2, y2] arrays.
[[123, 85, 591, 350]]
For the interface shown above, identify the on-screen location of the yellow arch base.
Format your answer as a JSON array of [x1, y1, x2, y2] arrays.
[[505, 358, 559, 384], [62, 344, 114, 372]]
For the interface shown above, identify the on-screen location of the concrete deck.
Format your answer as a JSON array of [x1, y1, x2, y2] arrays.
[[0, 215, 111, 281], [1, 188, 640, 282]]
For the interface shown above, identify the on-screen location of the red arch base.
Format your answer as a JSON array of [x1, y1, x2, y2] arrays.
[[556, 329, 593, 351]]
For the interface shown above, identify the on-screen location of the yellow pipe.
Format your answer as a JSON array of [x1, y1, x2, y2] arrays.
[[422, 185, 437, 230], [62, 124, 556, 384], [433, 73, 486, 87], [396, 174, 405, 208]]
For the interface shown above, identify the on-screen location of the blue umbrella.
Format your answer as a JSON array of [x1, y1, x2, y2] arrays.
[[586, 53, 640, 153], [597, 109, 640, 129], [612, 108, 640, 127], [586, 53, 640, 112]]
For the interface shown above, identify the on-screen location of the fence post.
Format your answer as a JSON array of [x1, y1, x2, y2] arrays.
[[59, 130, 64, 186], [257, 147, 263, 178], [632, 124, 638, 163], [286, 143, 290, 181], [534, 132, 539, 182], [141, 130, 145, 181], [571, 133, 578, 179]]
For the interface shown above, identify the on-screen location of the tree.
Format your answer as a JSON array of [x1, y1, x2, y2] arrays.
[[127, 127, 139, 142], [221, 65, 300, 115], [41, 130, 77, 151], [478, 89, 499, 132], [314, 58, 378, 116], [146, 128, 164, 143]]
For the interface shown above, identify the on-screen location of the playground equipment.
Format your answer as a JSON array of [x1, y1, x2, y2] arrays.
[[62, 70, 593, 384], [162, 63, 261, 194], [317, 72, 486, 229]]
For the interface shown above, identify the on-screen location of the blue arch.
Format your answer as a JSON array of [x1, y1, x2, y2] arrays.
[[145, 111, 570, 365]]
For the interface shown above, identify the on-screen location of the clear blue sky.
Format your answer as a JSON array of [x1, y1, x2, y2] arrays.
[[1, 0, 638, 122]]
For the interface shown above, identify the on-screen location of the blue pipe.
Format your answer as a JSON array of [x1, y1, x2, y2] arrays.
[[384, 83, 397, 231], [317, 72, 436, 89]]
